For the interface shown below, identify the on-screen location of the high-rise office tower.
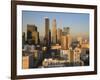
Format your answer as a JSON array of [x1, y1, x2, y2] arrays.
[[27, 24, 39, 44], [44, 17, 49, 45], [61, 27, 71, 49], [27, 24, 37, 40], [57, 28, 62, 44], [61, 35, 71, 50], [67, 34, 72, 49], [32, 31, 39, 44], [52, 19, 57, 44], [48, 30, 51, 46], [62, 27, 70, 36], [27, 24, 37, 32], [44, 17, 49, 39], [61, 35, 68, 50]]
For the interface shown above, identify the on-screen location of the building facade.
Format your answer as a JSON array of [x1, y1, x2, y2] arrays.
[[44, 17, 50, 46], [32, 31, 39, 44], [52, 19, 57, 44], [27, 24, 39, 44], [57, 28, 62, 44], [22, 54, 34, 69], [61, 27, 72, 50], [73, 47, 81, 62]]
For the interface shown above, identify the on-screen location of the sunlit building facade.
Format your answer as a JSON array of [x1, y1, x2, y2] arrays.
[[73, 47, 81, 62], [52, 19, 57, 44], [32, 31, 39, 44], [57, 28, 62, 44], [22, 54, 34, 69]]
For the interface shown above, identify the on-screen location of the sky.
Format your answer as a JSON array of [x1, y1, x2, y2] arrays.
[[22, 11, 89, 37]]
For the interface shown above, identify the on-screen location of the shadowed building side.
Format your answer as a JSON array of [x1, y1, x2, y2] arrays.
[[44, 17, 50, 46], [27, 24, 39, 44]]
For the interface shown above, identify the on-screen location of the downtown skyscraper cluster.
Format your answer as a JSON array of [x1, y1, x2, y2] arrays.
[[22, 17, 89, 69]]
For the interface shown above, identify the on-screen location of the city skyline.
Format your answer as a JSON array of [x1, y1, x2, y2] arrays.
[[22, 11, 89, 38], [22, 11, 90, 69]]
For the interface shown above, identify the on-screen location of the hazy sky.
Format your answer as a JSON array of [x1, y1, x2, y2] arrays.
[[22, 11, 89, 37]]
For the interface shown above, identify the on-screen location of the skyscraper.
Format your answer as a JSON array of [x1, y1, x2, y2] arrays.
[[52, 19, 57, 44], [27, 24, 37, 40], [49, 30, 51, 46], [62, 27, 70, 36], [57, 28, 62, 44], [44, 17, 49, 39], [61, 27, 71, 49], [61, 35, 68, 50], [67, 34, 72, 49], [27, 24, 37, 32], [27, 24, 39, 44], [32, 31, 39, 44], [44, 17, 49, 46]]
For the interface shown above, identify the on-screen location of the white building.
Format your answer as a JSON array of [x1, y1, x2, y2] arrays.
[[73, 47, 81, 62], [60, 50, 71, 62]]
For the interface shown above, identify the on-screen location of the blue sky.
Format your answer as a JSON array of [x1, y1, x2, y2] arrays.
[[22, 11, 89, 37]]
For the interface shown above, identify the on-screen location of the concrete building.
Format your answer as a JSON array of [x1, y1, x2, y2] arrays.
[[45, 17, 49, 38], [61, 36, 68, 50], [27, 24, 37, 32], [61, 34, 71, 50], [62, 27, 70, 36], [70, 50, 74, 63], [60, 50, 71, 62], [52, 19, 57, 44], [67, 34, 72, 48], [44, 17, 50, 45], [22, 54, 34, 69], [32, 31, 39, 44], [77, 36, 82, 45], [27, 24, 38, 41], [61, 27, 72, 49], [60, 49, 76, 63], [57, 28, 62, 44], [27, 24, 39, 44], [48, 30, 51, 45], [73, 47, 81, 62]]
